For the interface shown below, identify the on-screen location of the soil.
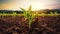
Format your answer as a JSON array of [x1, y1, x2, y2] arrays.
[[0, 16, 60, 34]]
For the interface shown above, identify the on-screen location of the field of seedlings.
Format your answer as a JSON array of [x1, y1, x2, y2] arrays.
[[0, 6, 60, 34]]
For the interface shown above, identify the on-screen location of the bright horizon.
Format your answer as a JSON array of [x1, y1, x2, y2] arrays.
[[0, 0, 60, 11]]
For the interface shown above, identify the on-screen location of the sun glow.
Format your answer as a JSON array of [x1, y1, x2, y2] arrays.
[[19, 2, 46, 11], [31, 3, 46, 11]]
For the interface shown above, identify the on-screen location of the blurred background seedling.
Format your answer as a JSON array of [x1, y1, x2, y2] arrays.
[[12, 12, 16, 17]]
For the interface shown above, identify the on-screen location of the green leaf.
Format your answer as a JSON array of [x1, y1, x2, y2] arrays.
[[20, 8, 26, 16], [29, 5, 32, 11], [20, 8, 26, 13], [27, 5, 32, 13], [20, 8, 26, 11]]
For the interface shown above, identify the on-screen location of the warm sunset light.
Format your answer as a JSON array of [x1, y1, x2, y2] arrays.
[[0, 0, 60, 11], [31, 3, 46, 11], [0, 0, 60, 34]]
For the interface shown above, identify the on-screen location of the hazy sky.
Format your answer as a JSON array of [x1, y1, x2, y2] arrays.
[[0, 0, 60, 10]]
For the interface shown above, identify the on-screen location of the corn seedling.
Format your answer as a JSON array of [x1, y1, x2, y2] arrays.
[[21, 5, 36, 28], [12, 12, 16, 17], [49, 12, 54, 16], [54, 12, 58, 16]]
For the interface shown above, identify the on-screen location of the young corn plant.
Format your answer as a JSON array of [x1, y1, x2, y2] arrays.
[[20, 6, 36, 28], [12, 12, 16, 17], [54, 12, 58, 16], [48, 12, 53, 16]]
